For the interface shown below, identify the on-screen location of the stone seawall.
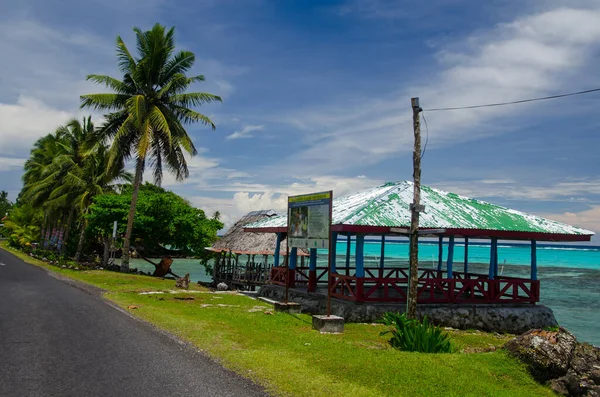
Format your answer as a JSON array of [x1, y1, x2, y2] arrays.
[[258, 285, 557, 334]]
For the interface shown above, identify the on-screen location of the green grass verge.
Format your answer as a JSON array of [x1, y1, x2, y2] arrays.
[[1, 241, 552, 397]]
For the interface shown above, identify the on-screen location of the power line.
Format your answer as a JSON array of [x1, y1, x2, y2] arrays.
[[422, 87, 600, 112], [420, 112, 429, 161]]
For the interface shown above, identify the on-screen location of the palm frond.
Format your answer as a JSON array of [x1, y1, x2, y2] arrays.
[[147, 105, 172, 145], [86, 74, 133, 94], [170, 92, 222, 107], [80, 93, 129, 111], [170, 105, 217, 129], [116, 35, 136, 74]]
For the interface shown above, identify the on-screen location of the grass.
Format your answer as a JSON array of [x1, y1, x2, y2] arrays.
[[1, 241, 552, 397]]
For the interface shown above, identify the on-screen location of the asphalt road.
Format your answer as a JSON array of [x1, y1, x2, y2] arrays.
[[0, 247, 268, 397]]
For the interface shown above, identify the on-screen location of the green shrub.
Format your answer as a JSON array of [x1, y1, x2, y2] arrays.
[[380, 312, 453, 353]]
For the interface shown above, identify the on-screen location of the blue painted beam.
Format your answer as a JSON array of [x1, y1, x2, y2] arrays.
[[380, 235, 385, 269], [330, 232, 338, 273], [493, 238, 498, 278], [531, 240, 537, 281], [447, 236, 455, 278], [289, 247, 298, 270], [437, 236, 443, 271], [355, 234, 365, 278], [309, 248, 317, 271], [489, 238, 498, 279], [464, 237, 469, 273], [346, 234, 351, 272], [274, 232, 282, 267]]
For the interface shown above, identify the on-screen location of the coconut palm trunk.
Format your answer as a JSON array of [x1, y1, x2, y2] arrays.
[[60, 207, 75, 256], [102, 236, 111, 267], [120, 158, 144, 272], [75, 220, 86, 262]]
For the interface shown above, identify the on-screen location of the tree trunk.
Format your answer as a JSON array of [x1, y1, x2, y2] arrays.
[[121, 158, 144, 273], [60, 207, 75, 256], [102, 236, 111, 267], [43, 219, 52, 249], [74, 220, 86, 262]]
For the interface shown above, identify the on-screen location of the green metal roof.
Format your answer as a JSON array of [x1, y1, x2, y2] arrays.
[[245, 181, 594, 239]]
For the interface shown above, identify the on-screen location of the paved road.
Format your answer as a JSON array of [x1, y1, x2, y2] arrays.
[[0, 248, 267, 397]]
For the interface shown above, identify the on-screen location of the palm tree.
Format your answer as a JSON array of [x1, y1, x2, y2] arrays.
[[22, 131, 67, 246], [81, 23, 221, 272], [47, 143, 132, 261], [22, 118, 96, 254]]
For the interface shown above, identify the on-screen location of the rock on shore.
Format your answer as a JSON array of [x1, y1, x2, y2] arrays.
[[505, 328, 600, 396]]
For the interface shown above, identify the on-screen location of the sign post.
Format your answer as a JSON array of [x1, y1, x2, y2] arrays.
[[287, 191, 333, 310]]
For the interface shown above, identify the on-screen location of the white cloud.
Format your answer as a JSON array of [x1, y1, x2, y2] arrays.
[[0, 96, 74, 155], [432, 178, 600, 202], [190, 175, 383, 230], [0, 157, 25, 172], [540, 205, 600, 237], [226, 124, 265, 140], [275, 4, 600, 173]]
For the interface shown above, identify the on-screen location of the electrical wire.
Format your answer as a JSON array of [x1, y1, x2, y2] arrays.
[[422, 87, 600, 112], [420, 111, 429, 161]]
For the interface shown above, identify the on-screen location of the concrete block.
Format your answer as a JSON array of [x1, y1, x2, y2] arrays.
[[312, 315, 344, 333], [274, 302, 302, 314]]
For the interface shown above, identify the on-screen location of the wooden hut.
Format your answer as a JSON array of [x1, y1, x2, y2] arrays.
[[207, 210, 308, 289]]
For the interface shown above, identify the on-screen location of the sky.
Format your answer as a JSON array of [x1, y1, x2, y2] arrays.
[[0, 0, 599, 241]]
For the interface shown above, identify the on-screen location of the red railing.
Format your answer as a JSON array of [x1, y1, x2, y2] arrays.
[[270, 266, 295, 287], [329, 269, 540, 304]]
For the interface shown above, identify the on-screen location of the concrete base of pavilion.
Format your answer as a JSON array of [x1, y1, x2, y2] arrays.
[[258, 284, 558, 334]]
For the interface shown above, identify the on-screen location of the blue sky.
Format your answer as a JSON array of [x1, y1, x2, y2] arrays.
[[0, 0, 599, 240]]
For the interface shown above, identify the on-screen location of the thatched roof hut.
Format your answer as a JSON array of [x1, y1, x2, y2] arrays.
[[207, 210, 308, 256]]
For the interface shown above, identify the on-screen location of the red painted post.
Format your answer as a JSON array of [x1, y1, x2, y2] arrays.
[[308, 270, 316, 292], [355, 277, 364, 302]]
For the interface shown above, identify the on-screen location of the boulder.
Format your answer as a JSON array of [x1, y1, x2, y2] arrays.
[[506, 328, 600, 396], [217, 282, 228, 291], [175, 273, 190, 290], [505, 327, 577, 381], [550, 343, 600, 396]]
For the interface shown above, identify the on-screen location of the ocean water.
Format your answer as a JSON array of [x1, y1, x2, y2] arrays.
[[131, 240, 600, 345]]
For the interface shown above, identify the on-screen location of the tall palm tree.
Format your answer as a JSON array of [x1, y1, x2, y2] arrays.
[[81, 23, 221, 272]]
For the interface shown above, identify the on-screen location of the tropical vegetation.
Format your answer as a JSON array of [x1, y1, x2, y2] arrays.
[[86, 183, 222, 266], [3, 23, 221, 271], [81, 23, 221, 272], [380, 312, 454, 353]]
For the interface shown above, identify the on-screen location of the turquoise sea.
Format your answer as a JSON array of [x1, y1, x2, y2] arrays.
[[132, 239, 600, 345]]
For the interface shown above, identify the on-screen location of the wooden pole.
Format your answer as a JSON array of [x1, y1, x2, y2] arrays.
[[285, 234, 290, 303], [407, 97, 422, 319], [326, 191, 333, 317]]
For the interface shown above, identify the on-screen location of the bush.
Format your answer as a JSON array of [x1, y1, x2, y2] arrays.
[[380, 312, 453, 353]]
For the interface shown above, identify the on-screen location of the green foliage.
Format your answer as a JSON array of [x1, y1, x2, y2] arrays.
[[81, 24, 222, 268], [0, 190, 12, 218], [3, 204, 43, 249], [86, 183, 223, 256], [81, 24, 222, 184], [380, 312, 453, 353], [17, 117, 129, 258]]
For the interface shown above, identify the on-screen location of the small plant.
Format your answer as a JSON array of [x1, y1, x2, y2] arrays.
[[543, 325, 560, 332], [380, 312, 453, 353]]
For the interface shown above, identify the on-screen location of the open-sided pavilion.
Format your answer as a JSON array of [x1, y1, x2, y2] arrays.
[[244, 181, 594, 305]]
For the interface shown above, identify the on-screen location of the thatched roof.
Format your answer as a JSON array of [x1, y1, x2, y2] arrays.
[[207, 210, 308, 256]]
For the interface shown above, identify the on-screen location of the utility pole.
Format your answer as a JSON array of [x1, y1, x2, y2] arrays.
[[407, 97, 423, 319]]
